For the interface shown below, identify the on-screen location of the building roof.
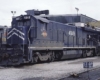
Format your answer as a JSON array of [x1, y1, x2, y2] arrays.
[[40, 14, 97, 24]]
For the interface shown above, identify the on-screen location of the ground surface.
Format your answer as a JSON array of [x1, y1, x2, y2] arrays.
[[0, 57, 100, 80], [62, 68, 100, 80]]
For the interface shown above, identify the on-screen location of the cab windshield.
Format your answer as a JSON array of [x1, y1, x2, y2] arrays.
[[16, 15, 31, 27], [17, 20, 31, 26]]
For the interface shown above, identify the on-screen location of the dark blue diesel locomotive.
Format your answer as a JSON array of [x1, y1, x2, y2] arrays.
[[0, 10, 100, 66]]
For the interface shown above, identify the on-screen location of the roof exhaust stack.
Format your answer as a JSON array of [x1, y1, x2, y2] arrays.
[[25, 9, 49, 16]]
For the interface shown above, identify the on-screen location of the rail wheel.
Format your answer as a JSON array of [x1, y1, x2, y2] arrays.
[[32, 52, 39, 63], [55, 51, 63, 60], [48, 51, 55, 62], [90, 50, 94, 57], [82, 50, 87, 58], [96, 50, 100, 56]]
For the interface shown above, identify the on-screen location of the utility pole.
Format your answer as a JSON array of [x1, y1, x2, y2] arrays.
[[75, 7, 79, 16], [75, 7, 79, 22]]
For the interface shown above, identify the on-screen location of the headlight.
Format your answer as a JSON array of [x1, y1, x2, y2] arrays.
[[16, 17, 20, 20], [24, 16, 30, 19]]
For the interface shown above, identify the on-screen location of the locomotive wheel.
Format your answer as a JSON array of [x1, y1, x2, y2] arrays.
[[82, 51, 87, 58], [90, 51, 94, 57], [96, 51, 100, 56], [33, 54, 39, 63], [82, 53, 87, 58], [55, 51, 63, 60], [48, 51, 55, 62]]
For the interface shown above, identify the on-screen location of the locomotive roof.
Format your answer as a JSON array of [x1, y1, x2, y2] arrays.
[[34, 16, 49, 23]]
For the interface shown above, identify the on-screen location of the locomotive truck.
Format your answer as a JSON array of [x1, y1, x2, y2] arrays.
[[0, 9, 100, 66]]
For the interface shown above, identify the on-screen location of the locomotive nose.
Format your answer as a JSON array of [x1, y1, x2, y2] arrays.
[[7, 27, 27, 44]]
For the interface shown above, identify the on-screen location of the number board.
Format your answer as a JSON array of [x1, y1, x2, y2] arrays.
[[83, 62, 93, 68]]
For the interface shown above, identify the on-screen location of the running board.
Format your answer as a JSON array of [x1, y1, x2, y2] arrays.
[[28, 47, 96, 50]]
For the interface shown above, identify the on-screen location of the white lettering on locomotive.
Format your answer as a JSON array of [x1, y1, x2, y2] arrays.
[[68, 31, 75, 36]]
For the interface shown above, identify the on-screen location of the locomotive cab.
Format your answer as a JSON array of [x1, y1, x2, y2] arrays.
[[7, 15, 32, 44], [15, 15, 31, 27], [2, 15, 37, 66]]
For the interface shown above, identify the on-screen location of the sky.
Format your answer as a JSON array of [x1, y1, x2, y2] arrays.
[[0, 0, 100, 26]]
